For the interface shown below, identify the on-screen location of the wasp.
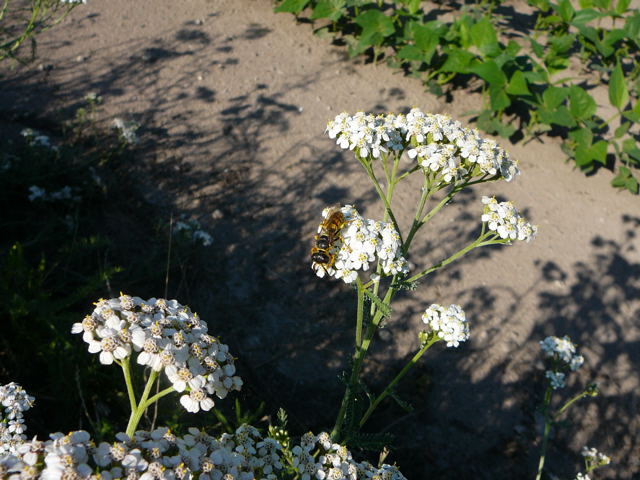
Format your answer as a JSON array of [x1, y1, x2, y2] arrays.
[[311, 206, 347, 273]]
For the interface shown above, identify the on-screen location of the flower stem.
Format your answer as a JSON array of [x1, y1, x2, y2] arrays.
[[535, 387, 553, 480], [359, 336, 438, 427], [555, 391, 589, 419], [141, 386, 175, 410], [355, 277, 365, 349], [119, 358, 138, 413], [125, 369, 159, 437]]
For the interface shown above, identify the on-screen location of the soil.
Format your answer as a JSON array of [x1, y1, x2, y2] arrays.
[[1, 1, 639, 479]]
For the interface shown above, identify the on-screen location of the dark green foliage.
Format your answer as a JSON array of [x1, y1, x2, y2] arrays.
[[274, 0, 640, 193]]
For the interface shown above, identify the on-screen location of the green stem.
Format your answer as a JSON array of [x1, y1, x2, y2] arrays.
[[554, 391, 588, 418], [355, 277, 365, 349], [359, 336, 439, 427], [125, 370, 159, 436], [535, 387, 553, 480], [403, 175, 433, 254], [405, 232, 497, 284], [141, 386, 175, 410], [119, 358, 138, 413]]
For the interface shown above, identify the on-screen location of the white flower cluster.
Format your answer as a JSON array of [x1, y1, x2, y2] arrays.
[[72, 295, 242, 413], [575, 474, 591, 480], [481, 196, 537, 243], [545, 371, 566, 390], [0, 384, 34, 455], [112, 118, 139, 145], [20, 129, 56, 150], [421, 304, 470, 347], [28, 185, 80, 203], [0, 426, 282, 480], [0, 426, 408, 480], [540, 336, 584, 371], [326, 108, 519, 183], [291, 431, 406, 480], [174, 219, 213, 247], [312, 205, 409, 283], [581, 446, 611, 468]]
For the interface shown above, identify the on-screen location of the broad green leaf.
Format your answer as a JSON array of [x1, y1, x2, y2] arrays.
[[539, 106, 576, 127], [355, 10, 395, 36], [614, 122, 630, 138], [489, 85, 511, 111], [569, 127, 593, 147], [506, 70, 531, 95], [412, 22, 442, 63], [609, 63, 629, 110], [470, 60, 507, 87], [555, 0, 575, 22], [591, 140, 608, 164], [311, 0, 345, 21], [530, 38, 545, 58], [397, 0, 421, 14], [622, 138, 640, 162], [624, 13, 640, 42], [274, 0, 310, 14], [530, 0, 552, 10], [568, 86, 596, 120], [575, 24, 599, 42], [611, 166, 639, 193], [470, 17, 499, 57], [440, 48, 474, 73], [572, 8, 602, 25], [593, 0, 612, 9], [579, 0, 593, 8], [549, 34, 575, 54], [542, 86, 569, 109], [602, 29, 626, 49], [397, 44, 424, 61], [616, 0, 632, 15], [574, 145, 594, 166]]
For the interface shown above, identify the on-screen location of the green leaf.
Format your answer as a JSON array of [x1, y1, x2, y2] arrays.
[[609, 62, 629, 110], [530, 38, 545, 58], [614, 122, 630, 138], [542, 106, 576, 127], [397, 0, 422, 14], [579, 0, 593, 7], [355, 9, 395, 36], [611, 166, 639, 194], [549, 34, 575, 54], [569, 127, 593, 147], [489, 85, 511, 111], [591, 140, 608, 164], [470, 17, 499, 57], [506, 70, 531, 96], [616, 0, 631, 14], [311, 0, 345, 21], [555, 0, 575, 22], [363, 289, 392, 318], [397, 44, 424, 61], [574, 145, 593, 166], [542, 86, 570, 109], [470, 60, 507, 87], [568, 86, 596, 120], [624, 13, 640, 42], [412, 22, 442, 63], [440, 48, 474, 73], [622, 138, 640, 162], [274, 0, 310, 14], [593, 0, 611, 8], [572, 8, 602, 25]]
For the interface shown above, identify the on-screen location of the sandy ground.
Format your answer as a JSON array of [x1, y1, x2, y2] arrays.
[[1, 1, 639, 479]]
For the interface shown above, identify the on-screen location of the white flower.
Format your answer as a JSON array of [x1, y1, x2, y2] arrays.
[[481, 196, 537, 243], [545, 370, 566, 390], [581, 446, 611, 468], [421, 304, 470, 347], [540, 335, 583, 371], [326, 108, 519, 184], [311, 205, 409, 283]]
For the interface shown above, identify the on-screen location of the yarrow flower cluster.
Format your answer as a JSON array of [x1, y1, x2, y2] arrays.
[[421, 304, 470, 347], [326, 108, 519, 183], [312, 205, 409, 283], [0, 426, 407, 480], [20, 128, 56, 150], [72, 295, 242, 413], [540, 336, 584, 371], [581, 446, 611, 468], [481, 196, 537, 243], [0, 384, 34, 455], [291, 431, 406, 480], [540, 335, 584, 390], [28, 185, 80, 203], [174, 219, 213, 247], [112, 118, 139, 145]]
